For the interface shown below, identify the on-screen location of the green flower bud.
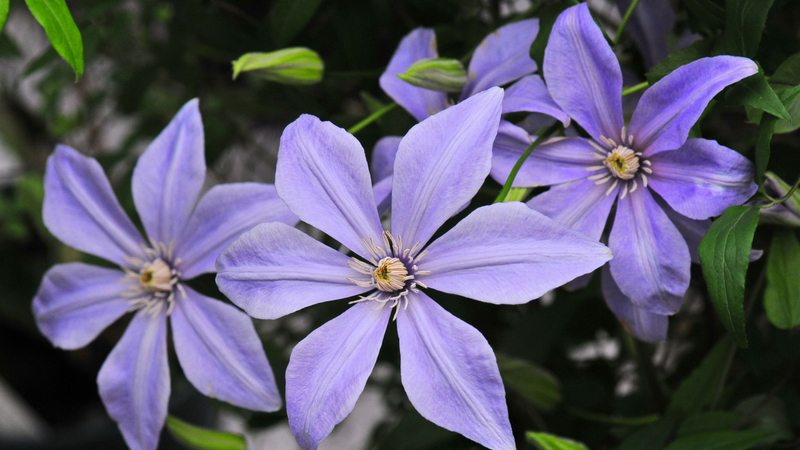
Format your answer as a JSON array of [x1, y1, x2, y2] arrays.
[[232, 48, 324, 85], [397, 58, 467, 93]]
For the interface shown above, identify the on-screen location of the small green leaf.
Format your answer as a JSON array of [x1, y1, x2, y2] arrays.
[[397, 58, 466, 93], [24, 0, 84, 80], [529, 0, 578, 69], [646, 39, 714, 85], [725, 70, 790, 121], [754, 113, 777, 186], [269, 0, 325, 47], [496, 353, 561, 411], [526, 432, 588, 450], [0, 0, 9, 34], [764, 230, 800, 329], [699, 206, 761, 347], [746, 53, 800, 134], [165, 416, 246, 450], [662, 429, 773, 450], [668, 338, 733, 414], [232, 48, 323, 85], [715, 0, 776, 58]]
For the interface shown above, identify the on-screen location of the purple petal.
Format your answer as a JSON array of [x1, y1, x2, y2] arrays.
[[373, 175, 393, 217], [527, 177, 618, 241], [216, 222, 370, 320], [97, 311, 169, 450], [43, 145, 146, 267], [601, 266, 668, 342], [422, 202, 611, 304], [491, 125, 599, 188], [371, 136, 401, 182], [647, 138, 757, 220], [392, 87, 503, 246], [502, 75, 570, 127], [462, 18, 539, 99], [608, 187, 690, 315], [276, 114, 384, 259], [544, 3, 624, 142], [616, 0, 674, 68], [32, 263, 130, 350], [397, 292, 514, 450], [132, 99, 206, 244], [629, 56, 757, 155], [379, 28, 448, 121], [175, 183, 298, 279], [286, 302, 391, 450], [655, 194, 710, 265], [171, 286, 281, 411]]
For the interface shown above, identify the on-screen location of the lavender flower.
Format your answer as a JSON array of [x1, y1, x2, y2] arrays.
[[32, 100, 297, 450], [216, 88, 611, 450], [493, 3, 758, 341]]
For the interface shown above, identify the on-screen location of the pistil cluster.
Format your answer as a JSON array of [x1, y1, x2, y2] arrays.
[[585, 127, 653, 199], [122, 239, 184, 316]]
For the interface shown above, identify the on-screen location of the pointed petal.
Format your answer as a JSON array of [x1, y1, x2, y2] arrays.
[[462, 18, 539, 99], [630, 56, 757, 155], [609, 188, 690, 315], [527, 177, 617, 241], [379, 28, 448, 121], [373, 175, 394, 217], [501, 75, 570, 127], [491, 125, 599, 188], [216, 222, 370, 320], [371, 136, 401, 182], [171, 286, 281, 411], [43, 145, 146, 267], [32, 263, 130, 350], [544, 3, 624, 142], [132, 99, 206, 244], [97, 311, 169, 450], [176, 183, 298, 279], [647, 138, 757, 220], [276, 114, 384, 259], [392, 87, 503, 246], [397, 292, 514, 450], [601, 266, 668, 342], [286, 302, 391, 450], [422, 203, 611, 304], [654, 194, 710, 265]]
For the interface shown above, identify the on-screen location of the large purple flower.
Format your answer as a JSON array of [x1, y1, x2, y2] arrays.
[[216, 88, 611, 450], [32, 100, 297, 450], [493, 3, 758, 342]]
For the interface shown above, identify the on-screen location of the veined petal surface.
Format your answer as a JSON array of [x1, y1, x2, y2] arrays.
[[527, 177, 618, 241], [501, 75, 570, 127], [602, 266, 668, 342]]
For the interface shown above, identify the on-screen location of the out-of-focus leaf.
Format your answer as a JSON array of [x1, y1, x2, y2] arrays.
[[668, 337, 733, 414], [676, 412, 739, 436], [232, 48, 323, 85], [646, 39, 714, 85], [662, 429, 773, 450], [0, 0, 9, 34], [377, 409, 457, 450], [165, 416, 246, 450], [24, 0, 84, 80], [734, 395, 794, 443], [725, 70, 790, 121], [496, 353, 561, 411], [699, 206, 761, 347], [617, 412, 683, 450], [683, 0, 725, 33], [529, 0, 578, 69], [270, 0, 325, 47], [715, 0, 776, 58], [527, 432, 588, 450], [764, 230, 800, 329]]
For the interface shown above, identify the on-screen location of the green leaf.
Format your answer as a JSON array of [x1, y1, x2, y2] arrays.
[[24, 0, 84, 80], [746, 53, 800, 134], [754, 113, 777, 186], [668, 338, 733, 414], [269, 0, 325, 47], [716, 0, 776, 58], [646, 39, 713, 85], [662, 429, 773, 450], [683, 0, 725, 33], [725, 70, 790, 121], [496, 353, 561, 411], [0, 0, 9, 34], [232, 48, 324, 85], [165, 416, 246, 450], [764, 230, 800, 329], [676, 412, 739, 437], [617, 412, 683, 450], [527, 432, 588, 450], [529, 0, 578, 69], [698, 206, 761, 347]]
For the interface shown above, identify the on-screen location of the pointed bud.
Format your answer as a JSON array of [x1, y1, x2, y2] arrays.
[[232, 48, 324, 85], [759, 172, 800, 227], [397, 58, 467, 93]]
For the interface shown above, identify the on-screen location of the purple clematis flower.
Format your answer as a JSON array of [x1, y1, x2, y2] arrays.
[[492, 4, 759, 342], [32, 100, 297, 450], [216, 88, 611, 450]]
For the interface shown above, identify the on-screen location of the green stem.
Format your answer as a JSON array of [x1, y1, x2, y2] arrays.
[[347, 102, 398, 135], [622, 81, 649, 96], [614, 0, 641, 45], [494, 123, 561, 203], [564, 407, 659, 426], [759, 176, 800, 208]]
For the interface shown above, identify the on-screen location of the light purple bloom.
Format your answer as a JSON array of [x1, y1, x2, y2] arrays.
[[32, 100, 297, 450], [216, 88, 611, 450], [494, 3, 759, 342]]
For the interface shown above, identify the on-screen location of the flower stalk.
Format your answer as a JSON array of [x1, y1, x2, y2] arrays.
[[494, 122, 562, 203]]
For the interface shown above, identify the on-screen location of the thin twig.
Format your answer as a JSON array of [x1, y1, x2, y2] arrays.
[[494, 123, 561, 203], [614, 0, 641, 45], [347, 102, 398, 135]]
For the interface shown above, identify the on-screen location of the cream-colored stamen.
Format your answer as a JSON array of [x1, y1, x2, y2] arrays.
[[373, 257, 409, 292], [121, 241, 183, 317], [603, 146, 640, 180]]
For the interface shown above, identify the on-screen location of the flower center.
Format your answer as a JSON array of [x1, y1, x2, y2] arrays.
[[122, 240, 184, 316], [585, 127, 653, 199], [373, 257, 408, 292]]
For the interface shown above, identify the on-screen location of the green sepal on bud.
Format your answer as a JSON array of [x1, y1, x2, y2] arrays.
[[232, 48, 324, 85], [760, 172, 800, 227], [397, 58, 467, 93]]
